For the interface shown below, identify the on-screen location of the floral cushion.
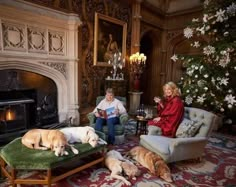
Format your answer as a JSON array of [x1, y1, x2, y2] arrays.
[[176, 118, 203, 138]]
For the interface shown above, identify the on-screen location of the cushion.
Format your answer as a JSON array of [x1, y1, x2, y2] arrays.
[[176, 118, 203, 138], [140, 135, 170, 155]]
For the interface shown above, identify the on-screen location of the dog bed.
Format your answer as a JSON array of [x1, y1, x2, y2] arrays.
[[0, 131, 106, 187]]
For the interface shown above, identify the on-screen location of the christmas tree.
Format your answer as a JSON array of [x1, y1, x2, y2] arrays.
[[172, 0, 236, 121]]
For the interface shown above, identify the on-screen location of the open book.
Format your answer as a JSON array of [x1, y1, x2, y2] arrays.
[[97, 107, 116, 119]]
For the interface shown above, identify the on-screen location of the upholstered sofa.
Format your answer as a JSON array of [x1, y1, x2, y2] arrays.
[[87, 96, 129, 144], [140, 107, 215, 163]]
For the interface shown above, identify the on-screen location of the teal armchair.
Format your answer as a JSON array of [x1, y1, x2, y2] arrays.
[[87, 96, 129, 144]]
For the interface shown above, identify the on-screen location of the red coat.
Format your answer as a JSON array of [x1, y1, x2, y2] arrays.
[[148, 96, 184, 137]]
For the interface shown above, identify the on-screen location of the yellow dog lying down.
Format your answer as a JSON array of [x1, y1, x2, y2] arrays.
[[21, 129, 79, 156]]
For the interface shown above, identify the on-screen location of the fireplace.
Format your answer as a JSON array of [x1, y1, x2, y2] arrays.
[[0, 69, 60, 134], [0, 0, 82, 143], [0, 97, 34, 133]]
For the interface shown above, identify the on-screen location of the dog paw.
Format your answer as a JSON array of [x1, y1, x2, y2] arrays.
[[71, 147, 79, 154], [64, 151, 69, 155], [124, 181, 131, 186], [55, 152, 59, 157], [73, 149, 79, 154]]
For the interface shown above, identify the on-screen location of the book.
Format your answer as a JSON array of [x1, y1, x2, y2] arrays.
[[97, 107, 116, 119]]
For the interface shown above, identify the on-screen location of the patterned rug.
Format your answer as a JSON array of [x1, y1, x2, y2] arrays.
[[0, 123, 236, 187]]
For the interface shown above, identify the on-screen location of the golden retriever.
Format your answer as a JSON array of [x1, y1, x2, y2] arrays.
[[21, 129, 78, 156], [105, 150, 140, 186], [60, 126, 104, 148], [129, 146, 172, 182]]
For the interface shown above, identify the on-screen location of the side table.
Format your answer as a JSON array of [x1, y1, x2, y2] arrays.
[[136, 116, 151, 135]]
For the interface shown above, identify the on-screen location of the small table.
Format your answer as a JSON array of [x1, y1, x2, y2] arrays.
[[136, 116, 152, 135]]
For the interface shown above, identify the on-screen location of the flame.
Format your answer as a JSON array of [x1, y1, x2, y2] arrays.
[[6, 109, 15, 121]]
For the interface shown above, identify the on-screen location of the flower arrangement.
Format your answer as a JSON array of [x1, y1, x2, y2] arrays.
[[107, 52, 125, 80], [172, 0, 236, 119]]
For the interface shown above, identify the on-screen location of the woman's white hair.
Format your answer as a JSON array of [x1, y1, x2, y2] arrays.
[[163, 82, 181, 97]]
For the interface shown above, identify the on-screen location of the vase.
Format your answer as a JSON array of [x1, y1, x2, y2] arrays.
[[133, 76, 140, 91], [134, 79, 140, 91]]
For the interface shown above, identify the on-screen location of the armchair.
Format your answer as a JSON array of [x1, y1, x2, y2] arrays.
[[87, 96, 129, 144], [140, 107, 215, 163]]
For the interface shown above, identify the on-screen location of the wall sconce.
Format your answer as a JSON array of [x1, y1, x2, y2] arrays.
[[129, 52, 147, 91]]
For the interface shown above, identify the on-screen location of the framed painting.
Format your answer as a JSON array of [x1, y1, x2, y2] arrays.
[[94, 12, 127, 66]]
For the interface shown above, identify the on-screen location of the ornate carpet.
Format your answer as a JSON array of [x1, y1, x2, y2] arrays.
[[0, 129, 236, 187]]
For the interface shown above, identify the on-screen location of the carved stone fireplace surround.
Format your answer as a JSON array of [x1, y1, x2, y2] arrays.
[[0, 0, 82, 124]]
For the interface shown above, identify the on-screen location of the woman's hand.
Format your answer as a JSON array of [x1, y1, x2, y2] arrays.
[[95, 112, 100, 118], [114, 109, 119, 115], [153, 117, 161, 122], [154, 97, 161, 103]]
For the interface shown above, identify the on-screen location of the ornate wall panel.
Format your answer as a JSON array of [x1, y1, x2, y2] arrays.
[[38, 61, 67, 78], [0, 19, 66, 57], [28, 26, 47, 53], [48, 30, 65, 55], [2, 21, 26, 52]]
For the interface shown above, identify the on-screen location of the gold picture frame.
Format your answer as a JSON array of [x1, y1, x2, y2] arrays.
[[94, 12, 127, 66]]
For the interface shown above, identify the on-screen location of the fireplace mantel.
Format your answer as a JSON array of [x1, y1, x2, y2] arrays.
[[0, 0, 82, 124]]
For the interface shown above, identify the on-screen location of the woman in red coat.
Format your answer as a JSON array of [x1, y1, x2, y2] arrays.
[[148, 82, 184, 138]]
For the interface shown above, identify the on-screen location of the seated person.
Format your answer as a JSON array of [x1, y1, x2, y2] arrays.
[[93, 88, 127, 145], [148, 81, 184, 138]]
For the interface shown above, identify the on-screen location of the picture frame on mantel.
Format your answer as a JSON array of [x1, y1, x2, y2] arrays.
[[93, 12, 127, 66]]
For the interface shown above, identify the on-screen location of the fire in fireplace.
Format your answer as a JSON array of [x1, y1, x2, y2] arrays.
[[0, 98, 34, 133], [0, 70, 59, 144]]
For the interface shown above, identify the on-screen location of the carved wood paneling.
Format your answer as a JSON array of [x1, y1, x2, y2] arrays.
[[167, 30, 183, 42], [19, 0, 203, 125], [0, 21, 2, 51], [74, 0, 132, 107]]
